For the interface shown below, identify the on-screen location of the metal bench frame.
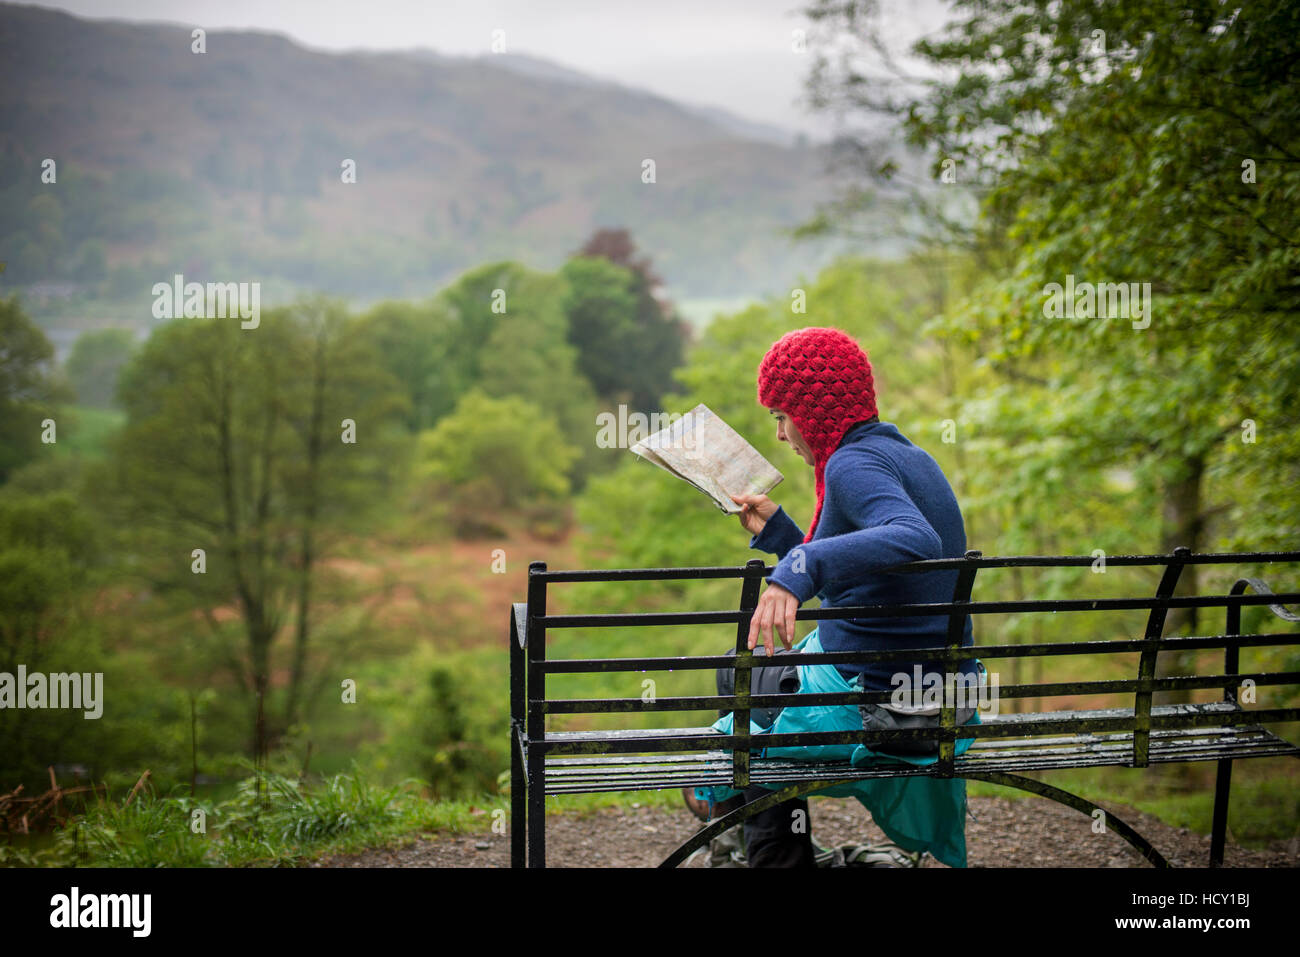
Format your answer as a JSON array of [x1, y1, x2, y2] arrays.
[[509, 549, 1300, 868]]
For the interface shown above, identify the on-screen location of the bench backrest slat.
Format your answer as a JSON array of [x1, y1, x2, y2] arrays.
[[538, 590, 1300, 628]]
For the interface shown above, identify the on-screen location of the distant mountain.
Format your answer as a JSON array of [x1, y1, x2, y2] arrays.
[[473, 52, 610, 90], [484, 52, 799, 145], [0, 3, 868, 324]]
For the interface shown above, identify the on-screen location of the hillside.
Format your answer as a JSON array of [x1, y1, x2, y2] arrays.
[[0, 2, 869, 324]]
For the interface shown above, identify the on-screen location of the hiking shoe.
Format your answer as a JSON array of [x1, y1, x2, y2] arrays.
[[814, 844, 846, 867], [843, 841, 924, 868], [708, 827, 747, 867]]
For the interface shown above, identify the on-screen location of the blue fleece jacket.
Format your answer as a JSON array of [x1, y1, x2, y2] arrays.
[[751, 419, 977, 689]]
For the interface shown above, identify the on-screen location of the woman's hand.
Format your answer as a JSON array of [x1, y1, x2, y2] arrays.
[[731, 493, 778, 537], [747, 581, 800, 656]]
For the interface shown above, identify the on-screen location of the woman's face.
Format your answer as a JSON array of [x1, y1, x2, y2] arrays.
[[769, 408, 814, 466]]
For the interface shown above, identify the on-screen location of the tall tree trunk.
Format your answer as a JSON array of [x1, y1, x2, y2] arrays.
[[286, 526, 315, 728], [249, 621, 272, 761], [286, 332, 327, 728], [1156, 454, 1205, 706]]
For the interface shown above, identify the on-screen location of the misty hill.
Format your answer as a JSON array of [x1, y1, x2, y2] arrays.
[[0, 3, 868, 326]]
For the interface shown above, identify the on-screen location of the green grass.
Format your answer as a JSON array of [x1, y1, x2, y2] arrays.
[[8, 767, 507, 868], [1, 767, 694, 868]]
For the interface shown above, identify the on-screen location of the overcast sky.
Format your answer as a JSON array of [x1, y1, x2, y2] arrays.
[[33, 0, 951, 137]]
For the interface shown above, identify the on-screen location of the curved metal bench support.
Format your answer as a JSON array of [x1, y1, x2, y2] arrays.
[[962, 770, 1169, 867], [661, 770, 1170, 868], [659, 778, 858, 868]]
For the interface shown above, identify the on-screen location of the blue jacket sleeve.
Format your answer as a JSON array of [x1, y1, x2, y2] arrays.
[[767, 447, 944, 603], [748, 505, 805, 559]]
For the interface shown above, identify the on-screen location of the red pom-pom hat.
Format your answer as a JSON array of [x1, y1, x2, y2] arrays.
[[757, 327, 878, 542]]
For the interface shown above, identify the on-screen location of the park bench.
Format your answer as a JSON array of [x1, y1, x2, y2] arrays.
[[508, 548, 1300, 868]]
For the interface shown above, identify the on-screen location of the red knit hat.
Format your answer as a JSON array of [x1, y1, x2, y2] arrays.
[[757, 327, 877, 542]]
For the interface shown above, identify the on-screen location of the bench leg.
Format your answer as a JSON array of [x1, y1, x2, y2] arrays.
[[1210, 758, 1232, 868], [528, 749, 546, 868], [511, 739, 526, 868]]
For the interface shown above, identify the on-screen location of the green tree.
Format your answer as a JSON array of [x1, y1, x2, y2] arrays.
[[64, 327, 137, 409], [102, 303, 408, 754], [0, 492, 95, 787], [473, 267, 603, 485], [278, 299, 411, 727], [0, 491, 183, 793], [562, 229, 689, 411], [372, 261, 605, 484], [354, 298, 465, 433], [415, 666, 500, 798], [417, 390, 576, 537], [802, 0, 1300, 658], [0, 297, 69, 482]]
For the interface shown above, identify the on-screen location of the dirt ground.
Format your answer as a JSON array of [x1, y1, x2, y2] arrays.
[[310, 795, 1299, 868]]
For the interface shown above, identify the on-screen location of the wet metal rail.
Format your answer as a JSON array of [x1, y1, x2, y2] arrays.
[[509, 549, 1300, 868]]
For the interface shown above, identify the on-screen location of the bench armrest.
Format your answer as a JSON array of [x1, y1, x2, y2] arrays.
[[513, 602, 528, 647], [1231, 577, 1300, 625]]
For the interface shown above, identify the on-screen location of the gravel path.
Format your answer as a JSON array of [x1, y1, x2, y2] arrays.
[[310, 795, 1298, 868]]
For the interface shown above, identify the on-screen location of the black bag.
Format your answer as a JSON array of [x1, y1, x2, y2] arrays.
[[858, 703, 975, 756], [715, 646, 801, 729]]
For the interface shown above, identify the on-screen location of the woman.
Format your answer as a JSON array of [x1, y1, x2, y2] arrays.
[[688, 326, 981, 868]]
